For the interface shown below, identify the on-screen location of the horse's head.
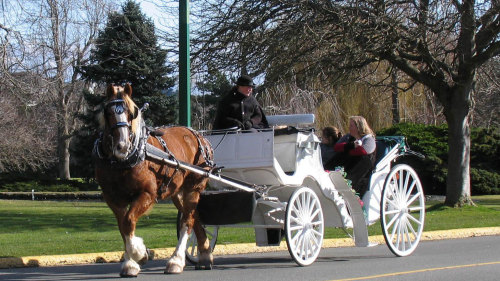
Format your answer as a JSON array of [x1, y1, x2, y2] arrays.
[[98, 83, 141, 161]]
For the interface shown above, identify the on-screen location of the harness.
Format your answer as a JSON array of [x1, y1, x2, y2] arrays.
[[153, 126, 215, 197], [92, 119, 148, 169], [93, 97, 215, 198]]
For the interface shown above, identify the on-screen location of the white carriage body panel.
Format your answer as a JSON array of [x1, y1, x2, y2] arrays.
[[205, 129, 353, 235], [363, 144, 399, 225]]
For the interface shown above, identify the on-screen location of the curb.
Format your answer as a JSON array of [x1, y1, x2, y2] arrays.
[[1, 227, 499, 269]]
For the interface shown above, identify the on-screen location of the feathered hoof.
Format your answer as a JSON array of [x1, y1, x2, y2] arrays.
[[164, 263, 184, 274], [120, 268, 140, 278], [120, 260, 140, 278]]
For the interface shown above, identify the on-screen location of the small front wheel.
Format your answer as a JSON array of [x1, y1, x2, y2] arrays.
[[380, 164, 425, 257], [285, 187, 324, 266], [176, 211, 219, 265]]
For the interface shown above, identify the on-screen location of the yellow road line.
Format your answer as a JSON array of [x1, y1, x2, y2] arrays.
[[330, 261, 500, 281]]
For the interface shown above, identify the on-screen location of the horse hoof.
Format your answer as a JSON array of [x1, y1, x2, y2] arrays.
[[164, 263, 184, 274], [195, 263, 213, 270], [120, 270, 139, 278], [120, 260, 140, 278], [119, 273, 138, 278]]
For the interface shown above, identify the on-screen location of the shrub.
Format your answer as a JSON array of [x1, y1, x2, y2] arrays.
[[377, 123, 499, 195], [0, 177, 99, 192], [470, 168, 500, 195]]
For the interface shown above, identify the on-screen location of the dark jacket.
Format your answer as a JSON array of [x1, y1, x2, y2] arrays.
[[213, 89, 269, 130]]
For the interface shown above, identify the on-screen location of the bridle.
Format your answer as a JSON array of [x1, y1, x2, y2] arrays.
[[103, 98, 138, 132], [100, 96, 143, 161]]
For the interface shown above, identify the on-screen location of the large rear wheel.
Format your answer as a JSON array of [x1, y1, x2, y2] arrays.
[[380, 164, 425, 256], [285, 187, 324, 266], [176, 211, 219, 264]]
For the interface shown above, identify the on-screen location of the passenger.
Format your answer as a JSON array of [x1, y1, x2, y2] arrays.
[[324, 116, 376, 196], [320, 126, 343, 167], [212, 75, 269, 131]]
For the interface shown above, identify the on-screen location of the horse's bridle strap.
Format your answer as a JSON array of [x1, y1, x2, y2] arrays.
[[104, 99, 126, 109], [109, 121, 131, 131]]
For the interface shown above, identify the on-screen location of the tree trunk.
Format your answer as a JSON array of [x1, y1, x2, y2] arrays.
[[58, 132, 71, 180], [443, 86, 474, 207], [391, 68, 400, 124], [57, 93, 71, 180]]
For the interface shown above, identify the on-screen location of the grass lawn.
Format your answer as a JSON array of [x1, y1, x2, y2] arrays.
[[0, 195, 499, 258]]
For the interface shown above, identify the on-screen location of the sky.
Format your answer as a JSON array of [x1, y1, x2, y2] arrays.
[[128, 0, 177, 31]]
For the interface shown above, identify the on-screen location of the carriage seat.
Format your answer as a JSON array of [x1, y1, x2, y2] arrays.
[[266, 114, 315, 127], [375, 140, 389, 165]]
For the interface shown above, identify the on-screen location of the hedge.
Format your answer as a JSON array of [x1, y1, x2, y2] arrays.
[[377, 123, 499, 195]]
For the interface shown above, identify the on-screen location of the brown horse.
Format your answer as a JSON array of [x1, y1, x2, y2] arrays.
[[93, 84, 214, 277]]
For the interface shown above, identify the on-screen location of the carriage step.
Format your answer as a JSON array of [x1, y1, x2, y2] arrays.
[[329, 172, 369, 247]]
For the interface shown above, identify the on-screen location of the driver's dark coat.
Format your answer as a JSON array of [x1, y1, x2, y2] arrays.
[[213, 89, 269, 130]]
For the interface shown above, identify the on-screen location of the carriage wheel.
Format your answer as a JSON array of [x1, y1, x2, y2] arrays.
[[176, 211, 219, 265], [285, 187, 324, 266], [380, 164, 425, 257]]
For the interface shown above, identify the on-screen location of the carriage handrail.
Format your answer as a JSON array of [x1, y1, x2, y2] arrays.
[[376, 135, 425, 159]]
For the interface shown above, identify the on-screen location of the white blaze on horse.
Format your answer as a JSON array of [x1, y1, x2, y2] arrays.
[[93, 83, 214, 277]]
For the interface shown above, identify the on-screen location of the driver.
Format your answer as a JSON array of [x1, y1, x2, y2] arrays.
[[212, 75, 269, 131]]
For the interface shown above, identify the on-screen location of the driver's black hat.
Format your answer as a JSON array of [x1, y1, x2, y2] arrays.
[[236, 75, 255, 87]]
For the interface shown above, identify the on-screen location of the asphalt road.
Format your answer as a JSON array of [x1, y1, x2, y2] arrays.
[[1, 235, 499, 281]]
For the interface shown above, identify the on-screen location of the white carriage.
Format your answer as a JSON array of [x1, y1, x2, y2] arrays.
[[176, 114, 426, 266]]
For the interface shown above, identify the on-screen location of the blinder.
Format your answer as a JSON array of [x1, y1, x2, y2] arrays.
[[103, 98, 139, 131]]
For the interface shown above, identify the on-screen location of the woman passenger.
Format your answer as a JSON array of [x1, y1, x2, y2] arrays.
[[324, 116, 376, 196]]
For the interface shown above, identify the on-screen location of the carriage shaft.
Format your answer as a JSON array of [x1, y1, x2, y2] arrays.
[[145, 143, 256, 193]]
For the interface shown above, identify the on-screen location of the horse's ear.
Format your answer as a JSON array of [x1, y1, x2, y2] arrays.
[[124, 83, 133, 97], [106, 84, 115, 98]]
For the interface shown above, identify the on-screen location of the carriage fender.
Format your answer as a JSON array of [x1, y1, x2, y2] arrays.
[[301, 176, 351, 228]]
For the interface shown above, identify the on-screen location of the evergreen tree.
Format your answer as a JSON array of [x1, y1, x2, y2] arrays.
[[80, 0, 176, 126], [192, 69, 232, 129], [72, 1, 176, 179]]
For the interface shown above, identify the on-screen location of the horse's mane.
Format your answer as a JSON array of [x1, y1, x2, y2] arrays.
[[122, 93, 141, 133]]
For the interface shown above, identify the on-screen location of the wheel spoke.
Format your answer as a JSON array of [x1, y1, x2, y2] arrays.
[[389, 215, 401, 241], [404, 171, 412, 192], [304, 192, 310, 215], [405, 180, 417, 201], [404, 216, 418, 238], [386, 195, 400, 210], [290, 215, 302, 225], [311, 228, 322, 238], [384, 208, 400, 215], [396, 218, 403, 250], [294, 199, 303, 217], [407, 212, 423, 226], [310, 205, 320, 219], [406, 192, 421, 206], [385, 209, 400, 229], [408, 205, 425, 213], [388, 180, 398, 197], [289, 225, 303, 231]]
